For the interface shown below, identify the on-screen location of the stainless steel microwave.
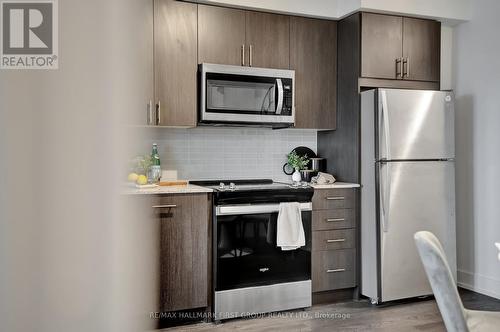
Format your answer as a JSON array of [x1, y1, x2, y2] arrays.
[[199, 63, 295, 128]]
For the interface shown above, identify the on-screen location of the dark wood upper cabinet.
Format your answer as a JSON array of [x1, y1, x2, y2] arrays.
[[402, 17, 440, 82], [361, 13, 403, 80], [290, 17, 337, 130], [198, 6, 289, 69], [245, 11, 290, 69], [198, 5, 246, 66], [157, 194, 210, 312], [360, 12, 440, 83], [154, 0, 197, 127]]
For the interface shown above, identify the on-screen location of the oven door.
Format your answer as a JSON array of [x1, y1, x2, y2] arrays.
[[200, 63, 294, 126], [215, 203, 311, 291]]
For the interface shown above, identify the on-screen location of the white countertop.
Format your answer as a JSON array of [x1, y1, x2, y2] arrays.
[[310, 182, 360, 189], [123, 183, 213, 195], [123, 181, 359, 194]]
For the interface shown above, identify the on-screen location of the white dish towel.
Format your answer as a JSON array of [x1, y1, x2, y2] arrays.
[[277, 202, 305, 251]]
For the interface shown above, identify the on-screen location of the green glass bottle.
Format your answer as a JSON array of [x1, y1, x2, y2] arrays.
[[150, 143, 161, 183]]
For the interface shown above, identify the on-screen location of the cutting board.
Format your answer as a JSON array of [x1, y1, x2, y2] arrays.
[[159, 180, 188, 186]]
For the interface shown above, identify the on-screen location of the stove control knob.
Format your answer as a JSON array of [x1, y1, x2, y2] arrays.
[[229, 182, 236, 190], [219, 182, 225, 190]]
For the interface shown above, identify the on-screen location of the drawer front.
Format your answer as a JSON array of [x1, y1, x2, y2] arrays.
[[312, 229, 355, 251], [312, 249, 356, 292], [313, 209, 355, 231], [151, 195, 189, 219], [312, 188, 355, 210]]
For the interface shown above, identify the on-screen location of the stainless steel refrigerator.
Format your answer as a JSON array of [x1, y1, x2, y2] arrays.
[[360, 88, 456, 304]]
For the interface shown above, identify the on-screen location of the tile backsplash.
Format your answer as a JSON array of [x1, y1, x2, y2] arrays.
[[140, 127, 317, 182]]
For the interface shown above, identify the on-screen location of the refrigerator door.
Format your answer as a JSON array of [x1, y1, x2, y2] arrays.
[[378, 160, 456, 302], [377, 89, 454, 161]]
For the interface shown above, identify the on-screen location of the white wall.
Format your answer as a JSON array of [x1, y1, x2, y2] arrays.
[[0, 0, 117, 330], [196, 0, 471, 23], [358, 0, 471, 24], [195, 0, 339, 19], [0, 0, 158, 331], [440, 26, 454, 90], [453, 0, 500, 299]]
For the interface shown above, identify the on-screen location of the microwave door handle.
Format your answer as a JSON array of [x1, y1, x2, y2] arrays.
[[275, 79, 284, 114]]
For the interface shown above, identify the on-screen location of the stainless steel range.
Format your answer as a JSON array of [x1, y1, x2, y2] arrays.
[[190, 179, 313, 321]]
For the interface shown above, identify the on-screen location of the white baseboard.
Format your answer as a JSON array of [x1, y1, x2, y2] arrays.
[[457, 269, 500, 300]]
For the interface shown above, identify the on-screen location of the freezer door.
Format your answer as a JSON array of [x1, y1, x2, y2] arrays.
[[378, 160, 456, 302], [377, 89, 454, 160]]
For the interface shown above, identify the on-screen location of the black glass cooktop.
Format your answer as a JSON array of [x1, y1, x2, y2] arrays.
[[190, 179, 313, 205]]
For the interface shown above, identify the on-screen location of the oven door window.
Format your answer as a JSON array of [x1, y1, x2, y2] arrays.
[[216, 211, 311, 291]]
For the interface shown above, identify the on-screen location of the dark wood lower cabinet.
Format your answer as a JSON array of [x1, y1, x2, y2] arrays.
[[311, 188, 358, 294], [312, 188, 355, 210], [155, 193, 210, 312], [312, 209, 356, 231], [312, 249, 356, 292]]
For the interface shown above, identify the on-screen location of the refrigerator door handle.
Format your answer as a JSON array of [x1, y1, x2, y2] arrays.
[[380, 91, 392, 160], [380, 162, 391, 232]]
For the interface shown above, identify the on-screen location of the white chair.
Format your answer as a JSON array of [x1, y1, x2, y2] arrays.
[[414, 231, 500, 332]]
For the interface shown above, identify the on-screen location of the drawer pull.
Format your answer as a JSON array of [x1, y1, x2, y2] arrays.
[[152, 204, 177, 208], [326, 218, 345, 222], [326, 268, 346, 273], [326, 196, 344, 200], [326, 238, 345, 243]]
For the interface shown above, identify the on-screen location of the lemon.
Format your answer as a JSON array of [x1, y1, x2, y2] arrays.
[[127, 172, 139, 182], [136, 175, 148, 185]]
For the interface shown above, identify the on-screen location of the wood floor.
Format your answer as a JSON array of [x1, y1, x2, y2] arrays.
[[160, 289, 500, 332]]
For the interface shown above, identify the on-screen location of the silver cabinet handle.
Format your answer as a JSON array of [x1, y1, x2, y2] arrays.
[[326, 196, 344, 200], [156, 101, 161, 125], [403, 57, 409, 78], [326, 268, 346, 273], [152, 204, 177, 208], [249, 44, 253, 67], [326, 238, 345, 243], [241, 44, 245, 66], [396, 58, 402, 78], [326, 218, 345, 222], [147, 100, 153, 125]]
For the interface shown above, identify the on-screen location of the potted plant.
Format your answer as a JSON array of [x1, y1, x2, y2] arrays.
[[286, 151, 309, 182]]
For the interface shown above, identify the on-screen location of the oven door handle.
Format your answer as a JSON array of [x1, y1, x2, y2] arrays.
[[275, 78, 284, 115], [216, 202, 312, 216]]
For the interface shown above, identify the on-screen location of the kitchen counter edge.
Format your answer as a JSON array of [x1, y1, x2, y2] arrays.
[[310, 182, 360, 189], [122, 184, 213, 195]]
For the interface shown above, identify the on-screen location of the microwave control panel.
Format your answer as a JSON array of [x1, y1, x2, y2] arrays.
[[281, 78, 293, 115]]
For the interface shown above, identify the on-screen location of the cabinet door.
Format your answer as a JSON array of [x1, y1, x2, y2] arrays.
[[198, 5, 246, 66], [245, 11, 290, 69], [154, 0, 197, 127], [156, 194, 209, 311], [290, 17, 337, 129], [402, 17, 440, 82], [361, 13, 402, 79], [122, 0, 153, 126]]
